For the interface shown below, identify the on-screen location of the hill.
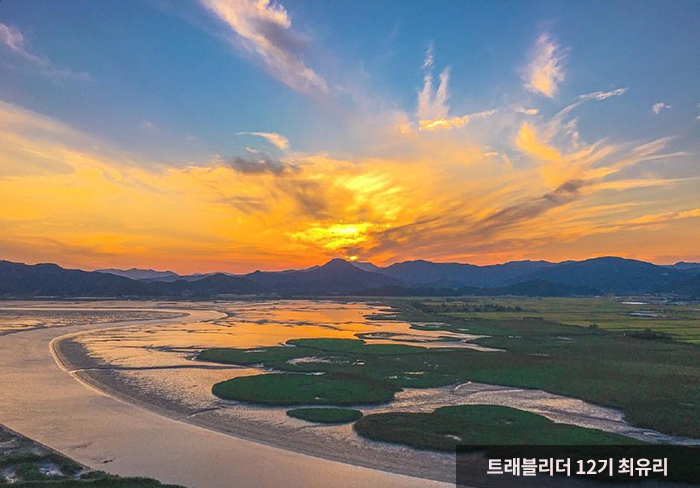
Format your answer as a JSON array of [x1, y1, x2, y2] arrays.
[[366, 257, 690, 294], [1, 256, 698, 298], [96, 268, 179, 280], [244, 258, 400, 294], [0, 260, 148, 296], [375, 259, 555, 288], [514, 257, 686, 293], [0, 261, 261, 297]]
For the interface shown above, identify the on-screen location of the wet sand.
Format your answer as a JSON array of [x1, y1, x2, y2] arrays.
[[0, 304, 449, 488], [53, 338, 458, 482]]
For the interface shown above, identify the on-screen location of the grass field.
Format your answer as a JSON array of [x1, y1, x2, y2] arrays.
[[354, 405, 641, 451], [211, 372, 399, 405], [200, 299, 700, 439], [287, 407, 363, 424], [411, 297, 700, 343]]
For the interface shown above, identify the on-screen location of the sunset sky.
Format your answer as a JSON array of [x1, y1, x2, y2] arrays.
[[1, 0, 699, 273]]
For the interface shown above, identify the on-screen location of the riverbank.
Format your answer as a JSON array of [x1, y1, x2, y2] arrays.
[[52, 333, 457, 482], [0, 302, 446, 488]]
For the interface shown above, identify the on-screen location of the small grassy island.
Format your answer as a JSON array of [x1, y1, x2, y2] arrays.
[[198, 300, 700, 440], [353, 405, 640, 451], [212, 372, 398, 406], [287, 407, 363, 424]]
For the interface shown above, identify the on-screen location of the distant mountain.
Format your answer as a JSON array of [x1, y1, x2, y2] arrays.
[[2, 256, 698, 298], [369, 259, 556, 288], [364, 257, 690, 294], [351, 261, 384, 273], [473, 279, 599, 297], [0, 260, 148, 296], [513, 257, 686, 293], [663, 262, 700, 273], [0, 261, 260, 297], [664, 274, 700, 299], [96, 268, 179, 280], [139, 272, 227, 283], [245, 258, 400, 294], [146, 273, 266, 296]]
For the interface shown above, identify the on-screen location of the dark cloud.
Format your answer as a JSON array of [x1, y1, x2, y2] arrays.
[[543, 178, 586, 202], [275, 179, 329, 219], [363, 179, 591, 259], [226, 155, 293, 175], [253, 17, 308, 59]]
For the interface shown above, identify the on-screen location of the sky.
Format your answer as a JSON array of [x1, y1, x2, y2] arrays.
[[0, 0, 699, 273]]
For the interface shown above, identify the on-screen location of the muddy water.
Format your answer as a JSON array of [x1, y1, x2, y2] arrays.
[[1, 300, 698, 488], [0, 302, 448, 488], [71, 300, 699, 446]]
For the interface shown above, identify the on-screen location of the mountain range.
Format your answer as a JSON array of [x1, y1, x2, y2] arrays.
[[1, 256, 699, 298]]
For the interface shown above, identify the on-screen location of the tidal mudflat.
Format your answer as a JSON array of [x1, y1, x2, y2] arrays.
[[42, 300, 700, 484], [0, 302, 446, 488]]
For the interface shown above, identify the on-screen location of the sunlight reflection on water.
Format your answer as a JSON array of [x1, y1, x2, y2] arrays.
[[69, 300, 700, 447]]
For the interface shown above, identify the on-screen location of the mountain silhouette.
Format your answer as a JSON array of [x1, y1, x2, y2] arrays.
[[1, 256, 698, 297]]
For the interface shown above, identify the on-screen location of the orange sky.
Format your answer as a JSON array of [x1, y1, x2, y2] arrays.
[[1, 4, 699, 274], [1, 98, 698, 274]]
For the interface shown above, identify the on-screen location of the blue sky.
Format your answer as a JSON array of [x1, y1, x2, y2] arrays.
[[0, 0, 699, 271], [2, 0, 698, 160]]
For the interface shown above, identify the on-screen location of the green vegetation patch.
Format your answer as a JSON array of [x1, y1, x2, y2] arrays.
[[354, 405, 641, 452], [411, 297, 700, 343], [200, 300, 700, 439], [211, 372, 399, 405], [286, 407, 363, 424], [287, 338, 427, 355]]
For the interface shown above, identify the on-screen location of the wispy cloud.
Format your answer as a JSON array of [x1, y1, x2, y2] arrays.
[[652, 102, 672, 114], [577, 87, 628, 101], [418, 109, 497, 132], [0, 23, 91, 82], [399, 44, 497, 133], [417, 44, 449, 120], [237, 131, 289, 149], [522, 34, 565, 98], [200, 0, 327, 94], [617, 207, 700, 227]]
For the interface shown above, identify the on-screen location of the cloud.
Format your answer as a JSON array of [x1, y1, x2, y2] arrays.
[[223, 154, 293, 174], [577, 87, 628, 101], [652, 102, 672, 114], [417, 44, 449, 120], [237, 131, 289, 149], [515, 106, 539, 115], [618, 207, 700, 227], [418, 109, 497, 132], [522, 34, 565, 98], [397, 44, 497, 133], [0, 23, 91, 82], [200, 0, 327, 94], [275, 178, 328, 219], [0, 67, 695, 272]]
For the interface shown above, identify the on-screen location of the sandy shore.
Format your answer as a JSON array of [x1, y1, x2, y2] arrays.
[[52, 333, 456, 483], [1, 304, 447, 488]]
